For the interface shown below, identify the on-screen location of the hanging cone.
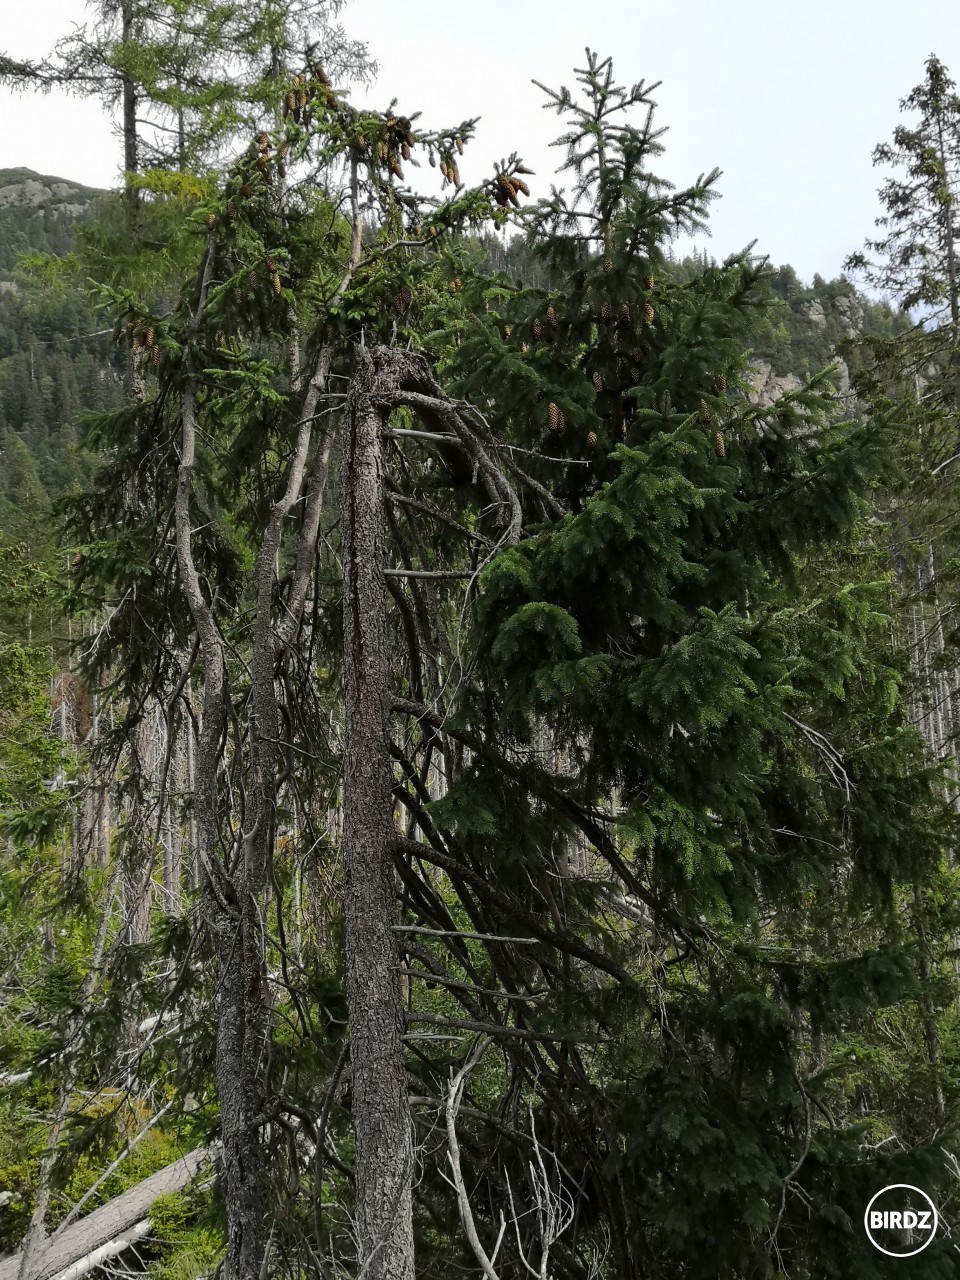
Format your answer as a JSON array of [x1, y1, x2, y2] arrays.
[[547, 402, 560, 431], [698, 399, 711, 424], [644, 302, 655, 324], [713, 373, 727, 394], [587, 430, 598, 447], [592, 371, 603, 392], [714, 430, 726, 459]]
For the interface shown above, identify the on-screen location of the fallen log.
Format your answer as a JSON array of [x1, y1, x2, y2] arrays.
[[0, 1148, 211, 1280]]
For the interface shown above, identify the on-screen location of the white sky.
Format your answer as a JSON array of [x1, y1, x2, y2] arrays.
[[1, 0, 957, 283]]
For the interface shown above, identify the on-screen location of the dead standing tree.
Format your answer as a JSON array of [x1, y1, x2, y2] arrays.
[[340, 345, 524, 1280]]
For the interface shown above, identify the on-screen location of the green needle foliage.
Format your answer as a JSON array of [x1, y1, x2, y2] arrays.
[[3, 30, 960, 1280], [408, 51, 960, 1278]]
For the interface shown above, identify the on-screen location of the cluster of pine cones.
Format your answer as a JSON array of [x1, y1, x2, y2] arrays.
[[488, 164, 533, 209], [114, 318, 161, 369], [282, 63, 335, 127], [370, 115, 416, 180]]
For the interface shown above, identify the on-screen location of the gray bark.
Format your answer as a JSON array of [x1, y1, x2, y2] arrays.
[[341, 347, 415, 1280], [176, 296, 267, 1280]]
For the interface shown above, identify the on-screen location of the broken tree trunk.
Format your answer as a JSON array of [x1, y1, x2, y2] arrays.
[[341, 347, 415, 1280]]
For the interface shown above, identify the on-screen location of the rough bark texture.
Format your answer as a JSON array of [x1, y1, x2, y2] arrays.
[[341, 348, 415, 1280], [176, 343, 267, 1280]]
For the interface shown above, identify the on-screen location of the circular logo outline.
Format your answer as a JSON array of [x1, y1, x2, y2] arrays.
[[864, 1184, 938, 1257]]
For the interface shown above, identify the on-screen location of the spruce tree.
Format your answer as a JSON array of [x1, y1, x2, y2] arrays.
[[5, 35, 960, 1280], [845, 56, 960, 775], [380, 50, 960, 1278]]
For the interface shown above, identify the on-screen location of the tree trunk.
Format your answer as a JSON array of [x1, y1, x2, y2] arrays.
[[341, 347, 415, 1280], [176, 360, 267, 1280], [120, 0, 139, 237]]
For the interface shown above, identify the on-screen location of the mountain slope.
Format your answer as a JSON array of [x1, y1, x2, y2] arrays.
[[0, 168, 104, 278]]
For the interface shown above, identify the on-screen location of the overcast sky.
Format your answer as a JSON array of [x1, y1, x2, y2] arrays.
[[1, 0, 956, 284]]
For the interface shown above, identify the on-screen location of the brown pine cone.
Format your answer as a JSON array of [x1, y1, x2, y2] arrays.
[[547, 402, 560, 431], [713, 373, 727, 394], [587, 431, 598, 447], [644, 302, 655, 324], [714, 430, 726, 459], [546, 305, 557, 330], [592, 371, 603, 392], [699, 399, 712, 424]]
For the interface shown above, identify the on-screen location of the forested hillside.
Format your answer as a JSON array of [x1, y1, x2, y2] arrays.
[[1, 16, 960, 1280]]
